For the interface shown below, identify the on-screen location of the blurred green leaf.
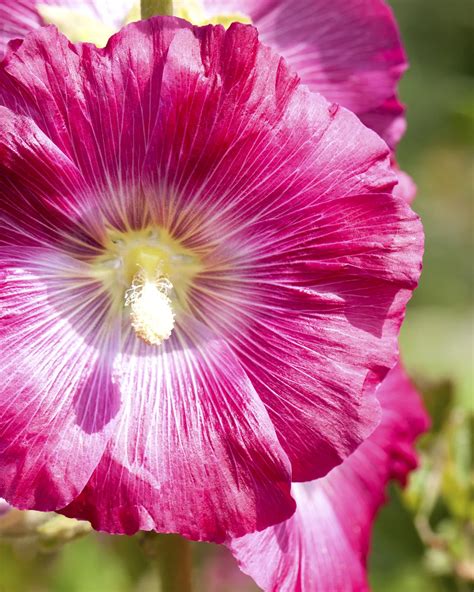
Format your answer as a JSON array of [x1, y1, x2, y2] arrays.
[[370, 486, 446, 592]]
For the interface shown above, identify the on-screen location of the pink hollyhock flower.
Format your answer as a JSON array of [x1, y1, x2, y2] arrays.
[[229, 363, 429, 592], [0, 0, 406, 148], [0, 18, 423, 540]]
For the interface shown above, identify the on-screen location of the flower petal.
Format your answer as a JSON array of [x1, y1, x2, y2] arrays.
[[0, 256, 121, 510], [0, 106, 99, 252], [393, 167, 417, 204], [60, 318, 294, 541], [229, 363, 429, 592], [206, 0, 407, 144], [359, 95, 407, 150], [185, 115, 423, 480], [0, 98, 119, 511], [0, 20, 202, 195]]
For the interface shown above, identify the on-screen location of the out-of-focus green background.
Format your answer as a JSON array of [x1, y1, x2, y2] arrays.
[[371, 2, 473, 591], [0, 0, 472, 590]]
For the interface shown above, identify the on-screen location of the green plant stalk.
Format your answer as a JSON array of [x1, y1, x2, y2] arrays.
[[141, 0, 173, 18], [152, 534, 193, 592]]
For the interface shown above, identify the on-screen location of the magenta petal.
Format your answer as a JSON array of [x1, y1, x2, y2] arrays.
[[0, 21, 191, 188], [0, 258, 121, 510], [60, 318, 294, 541], [196, 187, 423, 481], [359, 95, 407, 150], [229, 364, 429, 592], [0, 106, 98, 250], [209, 0, 407, 145], [393, 167, 417, 204], [0, 99, 119, 511]]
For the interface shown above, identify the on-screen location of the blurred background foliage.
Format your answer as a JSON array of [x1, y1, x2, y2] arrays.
[[0, 0, 472, 590], [387, 1, 473, 590]]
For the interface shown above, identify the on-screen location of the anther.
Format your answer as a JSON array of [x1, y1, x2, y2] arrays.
[[125, 268, 175, 346]]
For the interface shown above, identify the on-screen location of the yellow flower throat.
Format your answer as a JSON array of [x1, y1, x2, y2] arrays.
[[93, 228, 202, 346]]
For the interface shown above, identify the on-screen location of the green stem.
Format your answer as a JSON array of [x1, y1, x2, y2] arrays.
[[140, 0, 173, 19], [151, 534, 193, 592]]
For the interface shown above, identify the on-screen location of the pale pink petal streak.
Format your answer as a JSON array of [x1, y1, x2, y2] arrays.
[[0, 257, 121, 510], [61, 318, 294, 540]]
